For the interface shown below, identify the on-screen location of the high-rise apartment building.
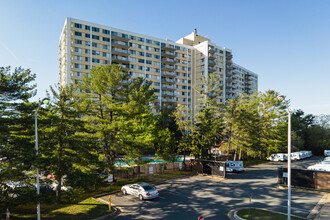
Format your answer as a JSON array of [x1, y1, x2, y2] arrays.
[[59, 18, 258, 115]]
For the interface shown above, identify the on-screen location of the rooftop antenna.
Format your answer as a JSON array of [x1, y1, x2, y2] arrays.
[[194, 28, 197, 34]]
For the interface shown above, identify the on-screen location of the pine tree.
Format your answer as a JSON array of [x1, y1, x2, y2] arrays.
[[0, 66, 37, 206]]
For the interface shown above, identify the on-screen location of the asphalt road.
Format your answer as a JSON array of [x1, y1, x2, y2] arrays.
[[100, 157, 324, 220]]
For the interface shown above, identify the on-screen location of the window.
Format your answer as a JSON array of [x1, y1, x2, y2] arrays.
[[138, 52, 145, 56], [92, 27, 99, 32], [74, 55, 82, 61], [146, 74, 152, 79], [103, 45, 110, 50], [129, 50, 136, 55], [85, 33, 90, 38], [154, 68, 160, 73], [138, 44, 144, 49], [154, 61, 160, 66], [103, 29, 110, 35], [130, 64, 136, 69], [92, 50, 100, 56], [92, 58, 100, 63], [92, 35, 99, 40], [85, 65, 90, 70], [130, 35, 136, 40], [175, 72, 180, 76], [146, 60, 152, 65], [154, 89, 160, 93], [154, 82, 160, 86], [138, 66, 144, 70], [74, 63, 82, 69], [85, 49, 90, 54], [85, 57, 90, 62], [154, 41, 160, 46], [146, 39, 152, 44], [74, 31, 82, 36], [74, 39, 82, 45], [154, 55, 160, 59], [85, 41, 90, 46], [175, 46, 180, 50], [146, 46, 152, 51], [74, 71, 82, 77], [103, 60, 110, 64], [146, 53, 152, 58], [85, 25, 90, 30], [103, 52, 110, 57], [74, 23, 82, 29], [130, 72, 136, 76], [154, 48, 160, 52], [129, 57, 136, 62], [154, 75, 160, 80], [138, 73, 145, 77], [129, 42, 136, 47], [74, 47, 82, 53], [92, 42, 99, 48], [103, 37, 110, 42], [138, 37, 144, 42], [138, 59, 145, 63]]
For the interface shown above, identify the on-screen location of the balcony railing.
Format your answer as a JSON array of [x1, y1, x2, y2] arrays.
[[112, 47, 129, 55], [161, 71, 175, 76], [161, 50, 176, 57], [111, 40, 129, 48]]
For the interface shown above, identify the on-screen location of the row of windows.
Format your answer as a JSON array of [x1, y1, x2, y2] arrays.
[[73, 23, 191, 52]]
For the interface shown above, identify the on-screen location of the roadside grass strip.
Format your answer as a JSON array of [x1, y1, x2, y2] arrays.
[[237, 208, 304, 220]]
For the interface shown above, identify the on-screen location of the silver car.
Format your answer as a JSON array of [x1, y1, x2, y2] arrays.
[[121, 182, 159, 200]]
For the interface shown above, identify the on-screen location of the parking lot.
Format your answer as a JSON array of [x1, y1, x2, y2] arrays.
[[99, 157, 324, 219]]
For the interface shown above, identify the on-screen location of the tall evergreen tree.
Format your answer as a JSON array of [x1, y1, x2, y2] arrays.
[[0, 66, 37, 206], [76, 64, 155, 175], [38, 84, 99, 203]]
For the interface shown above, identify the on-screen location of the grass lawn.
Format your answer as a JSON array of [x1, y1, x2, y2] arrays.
[[237, 208, 304, 220], [244, 159, 267, 167], [3, 170, 194, 219], [6, 198, 111, 220]]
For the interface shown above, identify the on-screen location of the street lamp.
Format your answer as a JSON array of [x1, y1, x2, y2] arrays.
[[277, 95, 291, 220], [34, 98, 49, 220]]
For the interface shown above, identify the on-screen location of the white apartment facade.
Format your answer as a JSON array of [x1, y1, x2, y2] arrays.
[[59, 18, 258, 115]]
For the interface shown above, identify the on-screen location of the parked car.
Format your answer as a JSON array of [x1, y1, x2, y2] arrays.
[[121, 182, 159, 200], [225, 161, 244, 172]]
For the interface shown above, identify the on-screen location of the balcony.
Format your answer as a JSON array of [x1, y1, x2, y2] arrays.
[[112, 47, 129, 56], [162, 91, 175, 96], [161, 78, 175, 84], [161, 50, 176, 58], [226, 52, 233, 59], [161, 58, 175, 64], [111, 40, 129, 49], [208, 66, 217, 72], [162, 84, 175, 90], [209, 47, 216, 54], [161, 71, 175, 77], [226, 77, 232, 82], [208, 60, 216, 66], [161, 43, 176, 51], [208, 53, 217, 60], [162, 98, 176, 103], [117, 64, 129, 71], [161, 64, 175, 71], [226, 59, 233, 65], [112, 55, 129, 64], [111, 33, 129, 41], [226, 65, 233, 71]]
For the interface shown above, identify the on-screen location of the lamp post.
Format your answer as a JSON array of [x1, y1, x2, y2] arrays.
[[277, 95, 291, 220], [34, 98, 49, 220]]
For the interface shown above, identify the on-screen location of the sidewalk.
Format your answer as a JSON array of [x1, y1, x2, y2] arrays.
[[314, 193, 330, 220]]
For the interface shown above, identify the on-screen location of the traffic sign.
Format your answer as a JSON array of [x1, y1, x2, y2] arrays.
[[198, 215, 204, 220], [108, 174, 113, 183]]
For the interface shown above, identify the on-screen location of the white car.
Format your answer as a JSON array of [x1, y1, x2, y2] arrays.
[[121, 182, 159, 200]]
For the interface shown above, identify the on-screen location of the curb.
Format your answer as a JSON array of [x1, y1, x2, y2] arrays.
[[227, 207, 304, 220], [91, 197, 120, 220], [307, 193, 329, 220]]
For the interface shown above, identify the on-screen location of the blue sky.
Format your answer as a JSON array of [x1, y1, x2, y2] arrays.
[[1, 0, 329, 115]]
